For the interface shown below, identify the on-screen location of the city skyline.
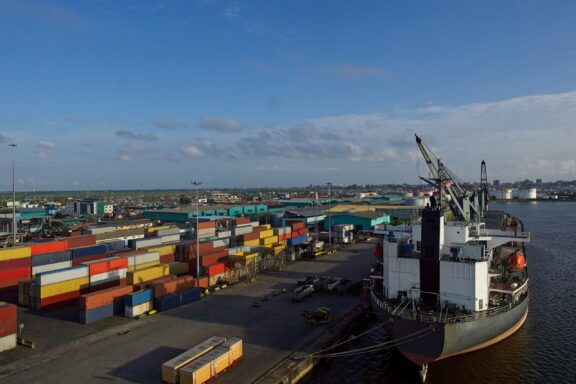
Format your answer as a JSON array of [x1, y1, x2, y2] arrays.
[[1, 1, 575, 190]]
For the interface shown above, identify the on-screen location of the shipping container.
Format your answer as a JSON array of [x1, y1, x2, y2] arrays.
[[30, 240, 68, 256], [125, 300, 152, 318], [64, 235, 96, 249], [35, 265, 89, 286], [37, 277, 90, 299], [90, 269, 127, 287], [0, 246, 31, 262], [126, 264, 169, 284], [80, 284, 134, 310], [125, 289, 153, 307], [31, 250, 72, 267], [167, 262, 189, 276], [0, 302, 17, 338], [162, 336, 226, 384], [82, 256, 128, 276], [0, 333, 17, 353], [32, 260, 72, 276], [71, 245, 108, 259], [80, 302, 114, 324]]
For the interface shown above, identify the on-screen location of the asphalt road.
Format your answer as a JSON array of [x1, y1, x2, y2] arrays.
[[0, 240, 376, 384]]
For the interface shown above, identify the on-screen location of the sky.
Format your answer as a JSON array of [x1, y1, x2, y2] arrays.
[[1, 0, 575, 191]]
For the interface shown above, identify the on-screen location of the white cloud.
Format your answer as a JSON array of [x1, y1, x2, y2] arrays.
[[34, 151, 47, 159], [198, 117, 242, 133], [38, 140, 56, 149], [179, 91, 576, 182]]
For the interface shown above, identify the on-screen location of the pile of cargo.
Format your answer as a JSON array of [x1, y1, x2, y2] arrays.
[[0, 302, 17, 353], [162, 336, 243, 384], [0, 247, 31, 290], [80, 285, 134, 324], [33, 265, 90, 310], [287, 222, 310, 246]]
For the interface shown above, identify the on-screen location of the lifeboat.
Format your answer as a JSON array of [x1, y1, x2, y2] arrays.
[[508, 251, 526, 270]]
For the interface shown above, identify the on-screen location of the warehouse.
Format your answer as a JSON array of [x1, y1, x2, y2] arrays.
[[325, 211, 390, 231]]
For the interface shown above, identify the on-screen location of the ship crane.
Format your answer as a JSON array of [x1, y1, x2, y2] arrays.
[[415, 134, 485, 223]]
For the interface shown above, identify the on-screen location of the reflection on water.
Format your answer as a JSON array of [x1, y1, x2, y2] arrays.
[[303, 202, 576, 383]]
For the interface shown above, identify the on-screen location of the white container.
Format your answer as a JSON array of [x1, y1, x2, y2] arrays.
[[134, 251, 160, 266], [134, 238, 163, 249], [90, 268, 127, 286], [232, 225, 253, 236], [217, 230, 231, 239], [212, 239, 229, 248], [0, 333, 17, 353], [35, 265, 89, 286], [161, 234, 181, 244], [32, 261, 73, 276], [125, 301, 152, 318]]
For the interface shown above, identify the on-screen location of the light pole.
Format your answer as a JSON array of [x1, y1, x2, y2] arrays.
[[327, 182, 332, 250], [9, 144, 17, 246], [192, 180, 202, 286]]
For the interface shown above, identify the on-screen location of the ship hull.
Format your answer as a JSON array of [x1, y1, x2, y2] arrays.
[[373, 296, 529, 365]]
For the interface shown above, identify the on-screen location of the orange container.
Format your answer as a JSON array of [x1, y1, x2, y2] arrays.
[[83, 257, 128, 276], [80, 284, 134, 310], [30, 240, 69, 256]]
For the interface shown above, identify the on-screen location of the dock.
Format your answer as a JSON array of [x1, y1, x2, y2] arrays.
[[0, 241, 375, 384]]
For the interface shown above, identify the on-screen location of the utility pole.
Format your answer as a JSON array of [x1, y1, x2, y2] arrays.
[[327, 182, 332, 250], [9, 144, 17, 246], [192, 180, 202, 287]]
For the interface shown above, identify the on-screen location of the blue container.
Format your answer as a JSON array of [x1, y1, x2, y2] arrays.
[[180, 288, 201, 305], [125, 289, 153, 307], [113, 296, 126, 315], [289, 235, 308, 246], [72, 245, 108, 259], [31, 251, 72, 267], [101, 240, 125, 252], [80, 303, 114, 324], [154, 294, 181, 312]]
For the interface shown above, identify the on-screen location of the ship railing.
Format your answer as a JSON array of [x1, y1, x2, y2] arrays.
[[370, 290, 518, 324]]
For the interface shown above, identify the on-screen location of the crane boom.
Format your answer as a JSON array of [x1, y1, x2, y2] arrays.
[[415, 134, 486, 222]]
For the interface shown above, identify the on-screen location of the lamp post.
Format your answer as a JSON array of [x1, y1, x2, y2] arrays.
[[9, 144, 17, 246], [327, 182, 332, 250], [191, 180, 202, 286]]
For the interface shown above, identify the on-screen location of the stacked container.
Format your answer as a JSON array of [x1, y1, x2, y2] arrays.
[[0, 302, 17, 353], [79, 285, 134, 323], [127, 264, 170, 285], [34, 265, 89, 309], [179, 338, 243, 384], [82, 256, 128, 289], [125, 289, 154, 317], [161, 336, 226, 384], [0, 246, 31, 289], [71, 245, 108, 266], [31, 251, 72, 277]]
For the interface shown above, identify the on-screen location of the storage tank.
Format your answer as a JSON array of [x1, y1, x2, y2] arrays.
[[494, 188, 513, 200], [518, 188, 537, 200]]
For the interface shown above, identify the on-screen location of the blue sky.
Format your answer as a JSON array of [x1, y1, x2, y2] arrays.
[[1, 0, 575, 190]]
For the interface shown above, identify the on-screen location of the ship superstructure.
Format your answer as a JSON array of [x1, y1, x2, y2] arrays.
[[370, 135, 530, 381]]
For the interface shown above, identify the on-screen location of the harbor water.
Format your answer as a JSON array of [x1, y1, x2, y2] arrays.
[[303, 202, 576, 383]]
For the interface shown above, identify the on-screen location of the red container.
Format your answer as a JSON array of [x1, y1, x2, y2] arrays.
[[0, 277, 25, 290], [38, 290, 81, 310], [151, 275, 196, 298], [197, 221, 216, 229], [288, 221, 305, 230], [204, 263, 227, 276], [30, 240, 69, 256], [83, 257, 128, 276], [80, 284, 134, 310], [0, 266, 31, 281], [197, 276, 209, 289], [299, 228, 309, 235], [241, 232, 259, 242], [64, 235, 97, 249], [88, 278, 127, 293], [133, 275, 176, 292], [72, 254, 107, 266], [235, 217, 250, 225], [0, 302, 17, 337], [0, 258, 31, 271], [160, 254, 175, 264]]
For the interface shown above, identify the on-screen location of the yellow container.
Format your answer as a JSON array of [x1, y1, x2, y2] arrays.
[[146, 226, 170, 235], [259, 229, 274, 239], [261, 224, 271, 230], [168, 262, 189, 275], [128, 260, 160, 272], [260, 236, 278, 246], [162, 336, 225, 384], [148, 245, 175, 256], [38, 277, 89, 299], [180, 356, 212, 384], [223, 338, 243, 362], [211, 348, 231, 375], [127, 264, 169, 284], [0, 246, 31, 261], [243, 239, 260, 247]]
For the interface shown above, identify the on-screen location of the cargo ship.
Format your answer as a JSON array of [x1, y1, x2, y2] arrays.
[[370, 135, 529, 382]]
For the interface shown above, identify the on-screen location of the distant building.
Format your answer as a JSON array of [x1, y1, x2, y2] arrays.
[[493, 179, 500, 187], [71, 200, 113, 216], [536, 179, 543, 185]]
